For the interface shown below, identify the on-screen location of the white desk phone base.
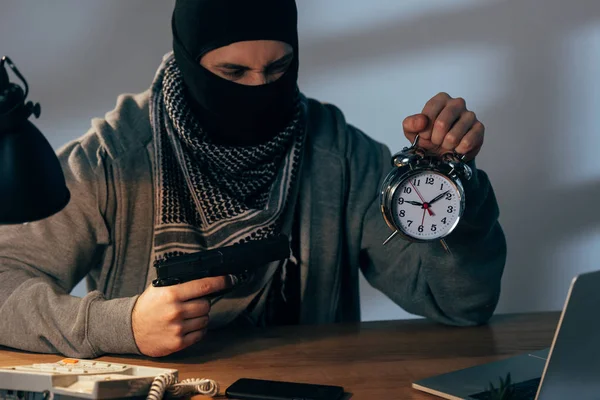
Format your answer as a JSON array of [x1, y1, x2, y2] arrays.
[[0, 358, 219, 399]]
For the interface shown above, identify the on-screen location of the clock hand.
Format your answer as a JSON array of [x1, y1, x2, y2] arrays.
[[428, 190, 450, 206], [423, 202, 434, 216], [406, 200, 434, 217], [409, 181, 434, 216]]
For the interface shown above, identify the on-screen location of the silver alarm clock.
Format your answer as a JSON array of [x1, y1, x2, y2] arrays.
[[380, 135, 472, 253]]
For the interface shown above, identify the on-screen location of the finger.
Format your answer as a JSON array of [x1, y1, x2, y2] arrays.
[[431, 98, 465, 146], [441, 111, 476, 151], [180, 298, 211, 319], [176, 276, 232, 302], [402, 114, 429, 145], [181, 316, 210, 335], [454, 121, 485, 160], [408, 136, 440, 154], [179, 329, 208, 351], [419, 92, 451, 140], [402, 114, 429, 135]]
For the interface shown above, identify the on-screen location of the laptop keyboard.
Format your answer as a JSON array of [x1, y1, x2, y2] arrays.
[[469, 377, 541, 400]]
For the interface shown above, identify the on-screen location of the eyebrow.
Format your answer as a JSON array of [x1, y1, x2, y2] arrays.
[[216, 52, 294, 71]]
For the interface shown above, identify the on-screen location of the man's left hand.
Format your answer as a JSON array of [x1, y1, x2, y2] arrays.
[[402, 92, 484, 161]]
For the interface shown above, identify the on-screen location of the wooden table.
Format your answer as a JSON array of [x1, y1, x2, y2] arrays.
[[0, 312, 559, 399]]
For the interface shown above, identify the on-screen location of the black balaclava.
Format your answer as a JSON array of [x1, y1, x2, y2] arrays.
[[171, 0, 299, 146]]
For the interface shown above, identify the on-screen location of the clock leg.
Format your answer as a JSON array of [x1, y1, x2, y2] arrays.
[[440, 239, 452, 255], [383, 230, 399, 245]]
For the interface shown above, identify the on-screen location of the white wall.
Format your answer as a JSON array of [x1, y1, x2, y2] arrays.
[[1, 0, 599, 322]]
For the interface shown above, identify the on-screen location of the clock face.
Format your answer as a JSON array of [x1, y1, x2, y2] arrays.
[[391, 171, 462, 240]]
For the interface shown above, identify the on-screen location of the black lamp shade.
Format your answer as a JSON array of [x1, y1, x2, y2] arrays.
[[0, 119, 70, 224], [0, 56, 70, 224]]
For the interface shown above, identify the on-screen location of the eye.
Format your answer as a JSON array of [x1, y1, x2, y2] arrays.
[[221, 69, 246, 80], [272, 63, 290, 74], [266, 60, 291, 76]]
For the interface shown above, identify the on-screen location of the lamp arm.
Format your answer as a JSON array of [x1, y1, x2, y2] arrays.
[[0, 56, 40, 120], [1, 56, 30, 99]]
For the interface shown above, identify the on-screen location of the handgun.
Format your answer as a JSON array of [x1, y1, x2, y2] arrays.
[[151, 234, 291, 287]]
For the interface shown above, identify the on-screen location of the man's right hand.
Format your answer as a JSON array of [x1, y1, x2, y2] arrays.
[[132, 276, 231, 357]]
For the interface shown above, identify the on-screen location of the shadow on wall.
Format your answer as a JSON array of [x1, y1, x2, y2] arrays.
[[296, 0, 600, 316]]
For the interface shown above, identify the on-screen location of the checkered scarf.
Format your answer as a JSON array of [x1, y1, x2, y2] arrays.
[[149, 54, 306, 266]]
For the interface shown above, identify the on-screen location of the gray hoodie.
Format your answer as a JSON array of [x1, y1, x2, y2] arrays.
[[0, 90, 506, 358]]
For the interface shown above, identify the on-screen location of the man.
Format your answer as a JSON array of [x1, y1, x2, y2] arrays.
[[0, 0, 506, 358]]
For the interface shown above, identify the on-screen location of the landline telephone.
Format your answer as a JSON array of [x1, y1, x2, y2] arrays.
[[0, 358, 219, 399]]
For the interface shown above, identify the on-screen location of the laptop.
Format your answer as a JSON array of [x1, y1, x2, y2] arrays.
[[412, 269, 600, 400]]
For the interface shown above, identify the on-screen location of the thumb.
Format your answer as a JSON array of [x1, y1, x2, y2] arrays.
[[402, 113, 430, 138]]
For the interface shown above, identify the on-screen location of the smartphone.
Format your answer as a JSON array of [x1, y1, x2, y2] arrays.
[[225, 378, 344, 400]]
